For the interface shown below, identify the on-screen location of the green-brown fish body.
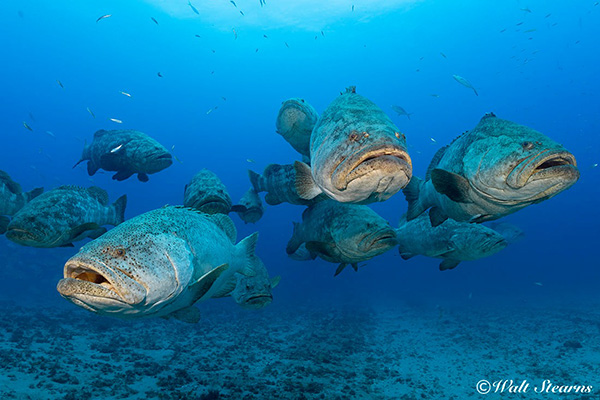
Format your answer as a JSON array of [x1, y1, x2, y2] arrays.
[[229, 257, 280, 309], [75, 129, 172, 182], [234, 188, 264, 224], [276, 98, 319, 157], [57, 206, 259, 322], [184, 169, 233, 214], [0, 170, 43, 234], [6, 186, 126, 248], [404, 113, 579, 225], [286, 200, 397, 275], [249, 163, 326, 206], [396, 211, 513, 271], [295, 87, 412, 204]]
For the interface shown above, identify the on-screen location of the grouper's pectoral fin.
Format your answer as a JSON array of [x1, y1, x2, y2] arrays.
[[137, 173, 149, 182], [294, 161, 322, 200], [430, 169, 472, 203], [163, 306, 201, 324], [189, 263, 230, 302], [334, 263, 347, 277], [429, 207, 449, 227], [112, 170, 134, 181], [439, 259, 461, 271]]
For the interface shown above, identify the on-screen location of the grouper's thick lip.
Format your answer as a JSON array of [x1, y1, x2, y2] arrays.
[[58, 258, 145, 305], [332, 145, 412, 191], [507, 150, 578, 189], [359, 228, 398, 252]]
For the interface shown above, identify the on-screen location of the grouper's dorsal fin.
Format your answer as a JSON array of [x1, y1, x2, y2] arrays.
[[425, 145, 449, 181], [93, 129, 110, 139], [206, 214, 237, 243], [87, 186, 109, 205], [0, 171, 22, 194]]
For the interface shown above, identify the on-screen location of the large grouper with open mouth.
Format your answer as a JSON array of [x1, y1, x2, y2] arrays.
[[294, 86, 412, 204], [404, 113, 579, 226], [286, 200, 398, 276], [56, 206, 260, 323]]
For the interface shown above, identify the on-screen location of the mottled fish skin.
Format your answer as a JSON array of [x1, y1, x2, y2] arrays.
[[234, 187, 264, 224], [286, 200, 397, 271], [249, 163, 326, 206], [184, 169, 232, 214], [276, 98, 319, 157], [75, 129, 172, 182], [396, 212, 509, 271], [296, 87, 412, 204], [0, 170, 43, 217], [229, 257, 280, 309], [56, 207, 259, 321], [6, 186, 126, 248], [404, 113, 579, 225]]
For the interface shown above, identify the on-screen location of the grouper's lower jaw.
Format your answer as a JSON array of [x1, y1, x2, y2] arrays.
[[332, 147, 412, 192], [61, 260, 146, 306], [241, 294, 273, 309], [508, 150, 578, 189]]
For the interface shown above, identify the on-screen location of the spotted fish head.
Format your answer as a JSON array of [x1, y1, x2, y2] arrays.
[[129, 138, 173, 174], [57, 226, 194, 318], [464, 115, 579, 205], [335, 218, 398, 260], [183, 169, 232, 214], [451, 226, 508, 259], [5, 212, 62, 248], [230, 259, 279, 310]]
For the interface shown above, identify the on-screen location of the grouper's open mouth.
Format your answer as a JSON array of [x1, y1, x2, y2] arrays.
[[508, 150, 579, 189], [57, 258, 146, 308], [332, 145, 412, 191]]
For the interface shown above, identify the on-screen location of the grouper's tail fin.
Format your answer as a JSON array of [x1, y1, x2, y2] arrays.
[[26, 187, 44, 202], [112, 195, 128, 225], [294, 161, 322, 200], [285, 221, 303, 255], [73, 140, 90, 169], [248, 170, 264, 193], [403, 176, 426, 221], [236, 232, 259, 277]]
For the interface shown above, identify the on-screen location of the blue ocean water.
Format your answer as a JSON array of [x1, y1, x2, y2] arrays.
[[1, 1, 599, 399]]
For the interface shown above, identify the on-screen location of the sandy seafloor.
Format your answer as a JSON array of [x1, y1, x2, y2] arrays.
[[1, 296, 599, 400]]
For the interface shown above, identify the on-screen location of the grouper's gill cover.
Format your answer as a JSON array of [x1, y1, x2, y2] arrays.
[[275, 98, 319, 157], [5, 186, 125, 248], [403, 113, 579, 225], [183, 169, 233, 214], [295, 87, 412, 204], [56, 207, 259, 322]]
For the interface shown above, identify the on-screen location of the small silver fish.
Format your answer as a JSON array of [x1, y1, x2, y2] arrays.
[[430, 137, 437, 143], [246, 159, 255, 163], [440, 52, 447, 58], [87, 107, 96, 118], [151, 17, 158, 25], [96, 14, 111, 23], [452, 74, 478, 96], [206, 108, 213, 115], [46, 131, 55, 137], [119, 91, 132, 97], [391, 105, 411, 119], [188, 1, 199, 15], [57, 79, 64, 88], [430, 94, 440, 98], [240, 10, 245, 16], [534, 282, 543, 286], [233, 28, 238, 39], [285, 42, 289, 48], [157, 72, 163, 77], [520, 7, 532, 12], [109, 118, 123, 124], [23, 122, 33, 131], [110, 144, 123, 153], [231, 0, 237, 7]]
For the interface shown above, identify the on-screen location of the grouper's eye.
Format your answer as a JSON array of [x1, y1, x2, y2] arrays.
[[115, 248, 126, 257], [522, 141, 534, 151]]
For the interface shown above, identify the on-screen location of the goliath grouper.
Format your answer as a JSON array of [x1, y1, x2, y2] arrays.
[[404, 113, 579, 226], [276, 98, 319, 159], [57, 206, 259, 323], [286, 200, 398, 276], [0, 170, 43, 234], [295, 86, 412, 204], [74, 129, 172, 182], [184, 169, 244, 215], [6, 186, 126, 248]]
